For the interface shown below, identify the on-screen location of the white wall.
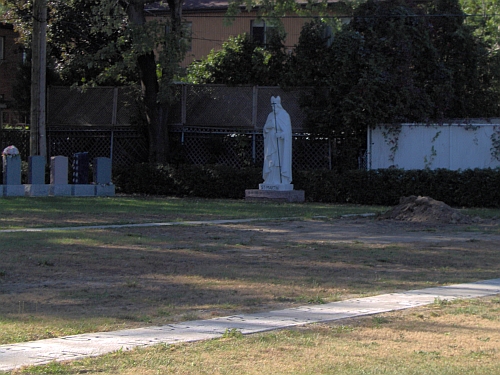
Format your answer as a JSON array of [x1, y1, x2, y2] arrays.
[[367, 120, 500, 170]]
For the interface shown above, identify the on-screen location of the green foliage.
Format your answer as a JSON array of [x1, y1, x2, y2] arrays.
[[188, 0, 500, 139], [426, 0, 500, 117], [222, 328, 243, 339], [6, 0, 187, 163], [294, 0, 500, 138], [114, 163, 500, 208], [186, 32, 287, 85], [283, 19, 333, 86], [4, 0, 136, 86], [460, 0, 500, 50]]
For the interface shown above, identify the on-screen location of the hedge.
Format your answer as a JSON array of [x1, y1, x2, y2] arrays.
[[113, 164, 500, 208]]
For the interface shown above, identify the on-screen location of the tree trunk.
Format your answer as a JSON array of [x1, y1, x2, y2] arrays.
[[123, 0, 182, 163], [136, 52, 169, 163]]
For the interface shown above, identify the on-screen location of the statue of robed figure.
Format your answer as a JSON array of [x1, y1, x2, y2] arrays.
[[262, 96, 292, 187]]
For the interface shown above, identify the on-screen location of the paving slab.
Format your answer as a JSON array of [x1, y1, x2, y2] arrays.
[[1, 278, 499, 372]]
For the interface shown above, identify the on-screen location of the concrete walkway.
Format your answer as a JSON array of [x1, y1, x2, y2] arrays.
[[0, 218, 268, 233], [1, 278, 500, 372]]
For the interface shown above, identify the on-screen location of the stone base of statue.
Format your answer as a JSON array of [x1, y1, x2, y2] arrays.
[[259, 183, 294, 191], [245, 184, 305, 203]]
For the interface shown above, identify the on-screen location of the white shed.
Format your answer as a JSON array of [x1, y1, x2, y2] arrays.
[[367, 119, 500, 170]]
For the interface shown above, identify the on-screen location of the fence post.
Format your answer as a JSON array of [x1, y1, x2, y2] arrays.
[[110, 87, 118, 163], [328, 139, 332, 170], [181, 85, 187, 146], [252, 86, 258, 163], [366, 126, 372, 170]]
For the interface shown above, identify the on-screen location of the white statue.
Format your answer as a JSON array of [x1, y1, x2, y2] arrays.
[[262, 96, 292, 187]]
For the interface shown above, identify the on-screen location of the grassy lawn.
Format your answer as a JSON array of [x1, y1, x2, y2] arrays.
[[0, 196, 387, 229], [9, 297, 500, 375], [1, 197, 499, 374]]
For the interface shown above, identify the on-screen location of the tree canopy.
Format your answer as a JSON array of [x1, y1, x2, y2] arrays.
[[188, 0, 500, 151], [186, 31, 287, 85], [3, 0, 186, 162], [460, 0, 500, 50]]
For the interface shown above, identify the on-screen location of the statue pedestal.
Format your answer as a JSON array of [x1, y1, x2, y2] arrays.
[[258, 183, 294, 191], [245, 188, 305, 203]]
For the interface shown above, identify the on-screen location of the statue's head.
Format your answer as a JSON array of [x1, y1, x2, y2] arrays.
[[271, 96, 281, 106], [271, 96, 284, 112]]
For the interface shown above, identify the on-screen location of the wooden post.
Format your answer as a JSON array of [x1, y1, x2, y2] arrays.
[[30, 0, 47, 157]]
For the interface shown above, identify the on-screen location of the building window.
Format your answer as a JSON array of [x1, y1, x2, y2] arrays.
[[251, 20, 275, 46], [0, 36, 5, 60]]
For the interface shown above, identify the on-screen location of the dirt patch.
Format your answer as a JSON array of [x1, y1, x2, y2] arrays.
[[379, 195, 480, 224]]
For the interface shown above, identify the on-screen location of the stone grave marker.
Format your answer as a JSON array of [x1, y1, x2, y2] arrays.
[[94, 157, 115, 196], [71, 152, 94, 196], [25, 156, 49, 196], [49, 156, 71, 196], [2, 146, 24, 196], [72, 152, 89, 184]]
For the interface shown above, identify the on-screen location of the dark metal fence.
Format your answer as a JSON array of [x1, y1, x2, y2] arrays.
[[0, 85, 362, 170], [47, 127, 149, 166]]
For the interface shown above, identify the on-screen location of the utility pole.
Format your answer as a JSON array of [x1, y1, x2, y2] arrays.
[[30, 0, 47, 157]]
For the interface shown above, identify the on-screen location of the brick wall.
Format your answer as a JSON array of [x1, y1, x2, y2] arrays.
[[0, 24, 22, 103], [0, 23, 23, 126]]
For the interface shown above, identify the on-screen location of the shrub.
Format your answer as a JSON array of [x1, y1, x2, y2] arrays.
[[114, 163, 500, 208]]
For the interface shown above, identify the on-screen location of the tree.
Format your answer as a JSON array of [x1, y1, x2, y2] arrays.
[[4, 0, 186, 163], [459, 0, 500, 114], [425, 0, 500, 117], [297, 0, 500, 140], [186, 32, 287, 85], [116, 0, 185, 163], [460, 0, 500, 50], [283, 19, 333, 87]]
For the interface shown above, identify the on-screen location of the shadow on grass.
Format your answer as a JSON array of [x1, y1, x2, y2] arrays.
[[1, 218, 499, 343]]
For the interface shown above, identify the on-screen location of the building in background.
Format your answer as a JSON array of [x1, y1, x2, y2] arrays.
[[0, 23, 25, 128], [147, 0, 344, 67]]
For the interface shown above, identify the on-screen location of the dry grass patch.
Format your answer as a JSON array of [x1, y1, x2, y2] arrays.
[[1, 217, 500, 346], [10, 297, 500, 375]]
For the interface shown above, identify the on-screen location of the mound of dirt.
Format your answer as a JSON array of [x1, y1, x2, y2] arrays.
[[379, 196, 477, 224]]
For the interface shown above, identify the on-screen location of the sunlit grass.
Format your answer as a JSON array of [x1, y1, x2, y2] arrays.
[[2, 197, 500, 374], [9, 298, 500, 375], [0, 197, 388, 229]]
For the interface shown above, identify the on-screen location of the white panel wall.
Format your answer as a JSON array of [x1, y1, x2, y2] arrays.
[[367, 120, 500, 170]]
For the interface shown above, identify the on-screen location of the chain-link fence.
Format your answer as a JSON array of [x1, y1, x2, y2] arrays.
[[0, 85, 363, 170], [47, 127, 149, 167], [0, 129, 30, 160], [174, 129, 333, 169], [167, 85, 339, 169]]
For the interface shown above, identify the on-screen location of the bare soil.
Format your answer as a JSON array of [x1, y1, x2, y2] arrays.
[[1, 197, 499, 344], [379, 195, 481, 224]]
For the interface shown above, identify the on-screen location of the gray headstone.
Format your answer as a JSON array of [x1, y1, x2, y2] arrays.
[[93, 157, 112, 184], [28, 156, 46, 184], [50, 156, 68, 185], [2, 155, 22, 185]]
